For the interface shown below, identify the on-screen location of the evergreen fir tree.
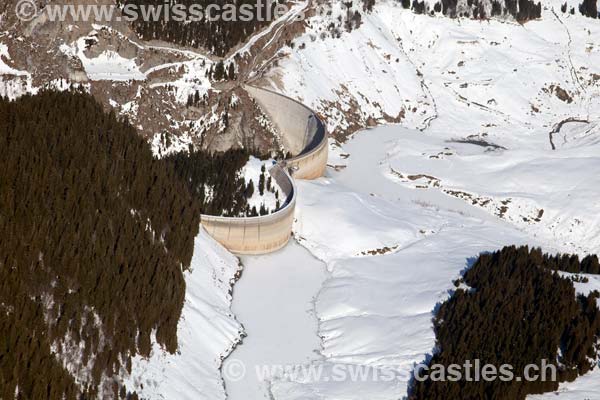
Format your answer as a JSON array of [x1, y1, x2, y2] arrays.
[[213, 61, 225, 81], [228, 63, 236, 80]]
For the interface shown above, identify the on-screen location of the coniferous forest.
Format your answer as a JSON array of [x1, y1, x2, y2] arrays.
[[0, 90, 205, 398], [410, 245, 600, 400], [577, 0, 599, 17]]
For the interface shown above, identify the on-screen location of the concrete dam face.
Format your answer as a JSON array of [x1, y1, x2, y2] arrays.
[[200, 85, 328, 255]]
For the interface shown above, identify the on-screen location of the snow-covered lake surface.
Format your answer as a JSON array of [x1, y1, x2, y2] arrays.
[[223, 241, 327, 399], [275, 123, 599, 398]]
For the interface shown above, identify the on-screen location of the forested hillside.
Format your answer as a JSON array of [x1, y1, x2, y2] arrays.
[[410, 246, 600, 400], [359, 0, 597, 25], [0, 88, 287, 399], [0, 90, 203, 398]]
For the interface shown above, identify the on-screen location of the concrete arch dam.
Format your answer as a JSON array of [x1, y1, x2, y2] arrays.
[[200, 85, 328, 255]]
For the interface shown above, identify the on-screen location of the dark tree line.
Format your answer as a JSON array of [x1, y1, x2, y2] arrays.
[[0, 90, 204, 398], [117, 0, 281, 56], [396, 0, 542, 21], [187, 89, 208, 107], [410, 245, 600, 400], [204, 61, 236, 82], [577, 0, 599, 18], [322, 2, 364, 38], [539, 252, 600, 274]]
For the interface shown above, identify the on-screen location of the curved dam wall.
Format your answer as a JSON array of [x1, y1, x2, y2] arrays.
[[244, 85, 328, 180], [200, 85, 328, 255], [201, 164, 297, 255]]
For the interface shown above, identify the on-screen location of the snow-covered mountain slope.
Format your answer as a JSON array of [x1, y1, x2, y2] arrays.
[[261, 0, 600, 140], [385, 131, 600, 252], [65, 35, 146, 82], [261, 1, 436, 137], [530, 368, 600, 399], [123, 228, 243, 400], [0, 43, 28, 76]]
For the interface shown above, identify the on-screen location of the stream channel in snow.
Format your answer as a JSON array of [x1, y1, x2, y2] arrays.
[[223, 240, 327, 399]]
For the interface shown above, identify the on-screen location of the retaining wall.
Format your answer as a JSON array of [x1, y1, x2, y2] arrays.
[[200, 85, 328, 255]]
